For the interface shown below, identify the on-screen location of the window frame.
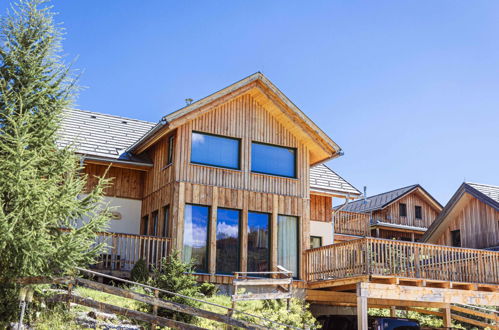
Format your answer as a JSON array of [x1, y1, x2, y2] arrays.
[[215, 207, 242, 275], [277, 214, 300, 279], [251, 141, 298, 179], [182, 203, 211, 274], [415, 205, 422, 220], [247, 211, 271, 274], [310, 236, 322, 249], [190, 131, 242, 170], [399, 203, 407, 217], [167, 134, 175, 166]]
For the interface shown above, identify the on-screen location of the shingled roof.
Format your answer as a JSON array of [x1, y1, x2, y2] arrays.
[[57, 108, 156, 162], [310, 164, 361, 197], [58, 109, 358, 196], [338, 184, 439, 213], [467, 182, 499, 205]]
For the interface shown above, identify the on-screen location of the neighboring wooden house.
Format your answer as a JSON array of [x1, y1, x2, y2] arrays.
[[335, 184, 442, 242], [58, 72, 360, 281], [422, 182, 499, 250]]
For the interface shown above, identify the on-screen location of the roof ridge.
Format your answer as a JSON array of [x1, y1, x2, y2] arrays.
[[349, 184, 419, 203], [64, 108, 156, 125]]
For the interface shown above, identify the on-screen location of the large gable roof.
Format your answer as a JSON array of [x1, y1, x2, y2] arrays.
[[338, 184, 442, 213], [423, 182, 499, 243], [127, 72, 342, 165], [310, 164, 361, 197]]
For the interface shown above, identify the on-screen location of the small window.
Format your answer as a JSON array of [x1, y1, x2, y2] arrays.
[[162, 205, 170, 237], [151, 210, 159, 236], [310, 236, 322, 249], [451, 230, 461, 247], [399, 203, 407, 217], [251, 142, 296, 178], [141, 215, 149, 235], [167, 135, 175, 165], [415, 206, 422, 219], [191, 132, 240, 169]]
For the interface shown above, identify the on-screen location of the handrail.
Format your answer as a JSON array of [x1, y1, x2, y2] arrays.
[[305, 238, 499, 284], [334, 210, 370, 236], [75, 267, 302, 330]]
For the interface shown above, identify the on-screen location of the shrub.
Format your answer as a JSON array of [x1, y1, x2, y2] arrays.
[[130, 259, 150, 284], [199, 282, 218, 298], [151, 251, 201, 323]]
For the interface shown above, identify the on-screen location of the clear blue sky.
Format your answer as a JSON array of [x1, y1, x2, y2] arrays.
[[3, 1, 498, 204]]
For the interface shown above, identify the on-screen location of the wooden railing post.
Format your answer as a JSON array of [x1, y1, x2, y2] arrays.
[[152, 289, 159, 329]]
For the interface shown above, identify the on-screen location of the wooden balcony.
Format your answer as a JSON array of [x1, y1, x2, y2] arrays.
[[92, 232, 172, 272], [305, 237, 499, 285], [334, 210, 370, 236]]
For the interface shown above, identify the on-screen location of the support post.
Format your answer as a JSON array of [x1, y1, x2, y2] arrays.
[[357, 283, 368, 330], [443, 304, 452, 329], [390, 306, 396, 317], [152, 289, 159, 329]]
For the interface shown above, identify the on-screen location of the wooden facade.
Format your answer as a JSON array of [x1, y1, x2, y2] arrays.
[[310, 194, 333, 223]]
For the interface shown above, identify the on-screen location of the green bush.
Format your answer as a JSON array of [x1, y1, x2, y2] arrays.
[[151, 251, 201, 323], [199, 282, 218, 297], [130, 259, 150, 284]]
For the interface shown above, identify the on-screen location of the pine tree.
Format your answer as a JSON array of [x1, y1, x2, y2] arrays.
[[0, 0, 110, 321]]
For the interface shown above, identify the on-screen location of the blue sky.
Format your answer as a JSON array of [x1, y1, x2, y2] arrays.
[[3, 1, 498, 204]]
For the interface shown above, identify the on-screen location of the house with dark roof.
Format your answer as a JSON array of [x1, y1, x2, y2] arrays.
[[335, 184, 442, 242], [59, 73, 360, 280], [423, 182, 499, 250]]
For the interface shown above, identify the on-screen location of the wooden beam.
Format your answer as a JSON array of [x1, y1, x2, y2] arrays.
[[406, 307, 443, 317], [360, 282, 499, 306], [84, 159, 151, 171], [233, 278, 292, 286], [208, 186, 218, 279], [451, 305, 499, 322], [357, 283, 368, 330], [451, 313, 496, 329], [51, 294, 202, 330], [75, 278, 263, 330]]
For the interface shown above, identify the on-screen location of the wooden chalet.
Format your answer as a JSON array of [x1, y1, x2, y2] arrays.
[[59, 74, 499, 329], [423, 182, 499, 250], [334, 184, 443, 242]]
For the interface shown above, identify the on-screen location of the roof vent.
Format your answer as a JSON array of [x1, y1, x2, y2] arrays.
[[90, 115, 97, 119], [185, 98, 193, 105], [122, 120, 128, 124]]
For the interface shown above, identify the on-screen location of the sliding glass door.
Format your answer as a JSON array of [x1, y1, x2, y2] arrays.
[[277, 215, 298, 277], [247, 212, 270, 273]]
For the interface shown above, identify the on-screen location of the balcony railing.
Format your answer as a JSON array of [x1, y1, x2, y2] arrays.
[[334, 210, 370, 236], [93, 232, 172, 272], [305, 237, 499, 285]]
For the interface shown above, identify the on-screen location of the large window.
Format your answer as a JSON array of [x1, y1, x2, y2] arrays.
[[191, 132, 240, 169], [247, 212, 270, 273], [216, 208, 240, 274], [277, 215, 299, 278], [183, 204, 209, 273], [251, 142, 296, 178]]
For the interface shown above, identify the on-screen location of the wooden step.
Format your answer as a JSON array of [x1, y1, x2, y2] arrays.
[[233, 278, 292, 286]]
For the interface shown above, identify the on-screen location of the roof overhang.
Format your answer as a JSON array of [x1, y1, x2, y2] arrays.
[[382, 185, 443, 213], [81, 155, 153, 171], [310, 188, 360, 199], [128, 73, 342, 165]]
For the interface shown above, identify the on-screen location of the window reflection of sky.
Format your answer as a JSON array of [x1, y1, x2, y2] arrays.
[[184, 205, 209, 248], [248, 212, 269, 233], [216, 208, 239, 239], [191, 132, 239, 169], [251, 143, 295, 177]]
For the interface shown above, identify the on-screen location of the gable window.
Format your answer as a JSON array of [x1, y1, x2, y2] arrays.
[[399, 203, 407, 217], [183, 204, 209, 273], [167, 135, 175, 165], [251, 142, 296, 178], [191, 132, 240, 170], [216, 208, 240, 274], [415, 206, 422, 220], [310, 236, 322, 249], [451, 230, 461, 247], [278, 215, 299, 278], [247, 212, 270, 273]]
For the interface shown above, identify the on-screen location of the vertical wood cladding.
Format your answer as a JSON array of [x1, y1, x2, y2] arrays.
[[310, 194, 332, 222], [436, 197, 499, 249], [374, 191, 439, 229], [83, 163, 145, 200]]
